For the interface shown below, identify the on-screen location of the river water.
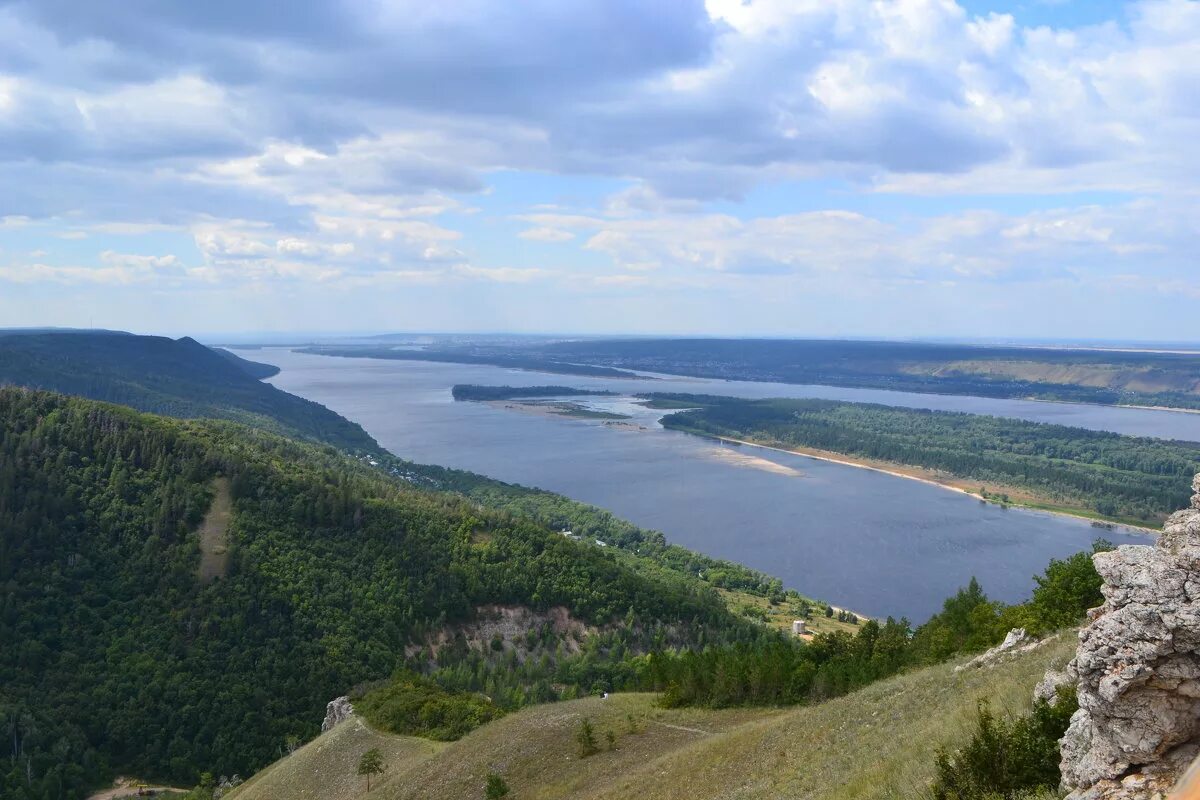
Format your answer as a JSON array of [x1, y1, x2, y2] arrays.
[[237, 348, 1186, 622]]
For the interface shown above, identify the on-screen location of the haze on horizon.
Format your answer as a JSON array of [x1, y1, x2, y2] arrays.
[[1, 0, 1198, 341]]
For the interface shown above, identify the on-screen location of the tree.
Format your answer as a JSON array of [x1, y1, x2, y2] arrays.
[[576, 718, 598, 758], [357, 748, 385, 791], [485, 772, 510, 799]]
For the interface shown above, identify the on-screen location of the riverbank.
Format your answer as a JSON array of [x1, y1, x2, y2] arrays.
[[671, 429, 1161, 535]]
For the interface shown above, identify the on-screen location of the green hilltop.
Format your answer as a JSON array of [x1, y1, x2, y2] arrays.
[[0, 331, 376, 450]]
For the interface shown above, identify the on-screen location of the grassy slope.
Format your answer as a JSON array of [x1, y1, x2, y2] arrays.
[[231, 636, 1075, 800], [228, 716, 443, 800]]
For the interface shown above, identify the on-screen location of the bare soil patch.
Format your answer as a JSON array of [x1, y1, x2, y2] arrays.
[[197, 477, 233, 583]]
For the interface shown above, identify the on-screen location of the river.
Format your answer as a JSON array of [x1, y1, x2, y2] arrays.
[[237, 348, 1181, 621]]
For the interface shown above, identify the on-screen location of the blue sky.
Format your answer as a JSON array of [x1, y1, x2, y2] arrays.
[[0, 0, 1197, 340]]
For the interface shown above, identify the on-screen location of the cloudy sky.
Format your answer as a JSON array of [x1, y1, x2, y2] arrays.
[[0, 0, 1197, 340]]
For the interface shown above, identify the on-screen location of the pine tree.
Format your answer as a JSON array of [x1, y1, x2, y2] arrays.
[[576, 718, 598, 758]]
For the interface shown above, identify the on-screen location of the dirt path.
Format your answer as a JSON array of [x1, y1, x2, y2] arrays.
[[197, 477, 233, 583], [650, 720, 711, 735], [87, 780, 185, 800]]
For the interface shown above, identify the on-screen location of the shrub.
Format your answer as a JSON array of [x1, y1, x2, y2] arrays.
[[356, 672, 504, 741], [929, 687, 1077, 800], [484, 772, 510, 799], [576, 718, 598, 758]]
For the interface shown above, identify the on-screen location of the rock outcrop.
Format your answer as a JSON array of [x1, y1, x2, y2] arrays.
[[321, 696, 354, 732], [1056, 474, 1200, 800], [954, 627, 1053, 672]]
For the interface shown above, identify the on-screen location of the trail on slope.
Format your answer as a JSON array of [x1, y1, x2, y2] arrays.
[[197, 477, 233, 583]]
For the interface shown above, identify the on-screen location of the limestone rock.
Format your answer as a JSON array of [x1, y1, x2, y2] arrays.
[[1035, 668, 1072, 705], [321, 696, 354, 732], [1056, 475, 1200, 798], [953, 627, 1050, 672]]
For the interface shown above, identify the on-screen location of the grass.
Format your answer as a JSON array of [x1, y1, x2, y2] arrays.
[[196, 477, 233, 583], [717, 588, 866, 636], [226, 716, 443, 800], [230, 635, 1075, 800]]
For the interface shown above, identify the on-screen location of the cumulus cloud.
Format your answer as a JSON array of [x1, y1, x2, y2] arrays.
[[0, 0, 1197, 337], [522, 197, 1200, 287]]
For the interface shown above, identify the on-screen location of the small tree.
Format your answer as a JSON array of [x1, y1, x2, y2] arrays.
[[357, 748, 385, 791], [576, 718, 598, 758], [605, 730, 616, 750], [484, 772, 510, 799]]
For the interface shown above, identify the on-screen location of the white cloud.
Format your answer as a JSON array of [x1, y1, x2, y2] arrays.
[[0, 0, 1198, 336], [517, 227, 574, 242]]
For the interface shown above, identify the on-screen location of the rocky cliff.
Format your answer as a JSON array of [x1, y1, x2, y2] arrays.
[[1055, 474, 1200, 799], [321, 696, 354, 733]]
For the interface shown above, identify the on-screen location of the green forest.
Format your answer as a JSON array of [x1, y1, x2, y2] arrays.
[[651, 394, 1200, 524], [637, 544, 1109, 709], [0, 389, 753, 800], [0, 332, 377, 451]]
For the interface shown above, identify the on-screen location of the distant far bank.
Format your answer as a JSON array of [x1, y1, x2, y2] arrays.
[[286, 337, 1200, 413], [689, 432, 1161, 535]]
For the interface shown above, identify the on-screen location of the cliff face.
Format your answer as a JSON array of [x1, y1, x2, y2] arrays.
[[1057, 475, 1200, 799]]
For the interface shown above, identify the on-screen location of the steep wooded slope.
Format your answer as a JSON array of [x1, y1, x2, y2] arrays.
[[0, 389, 746, 800]]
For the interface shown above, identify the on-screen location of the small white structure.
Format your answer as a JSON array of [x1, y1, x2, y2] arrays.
[[791, 619, 807, 636]]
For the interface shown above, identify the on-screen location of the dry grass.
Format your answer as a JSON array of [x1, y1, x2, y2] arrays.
[[718, 588, 865, 636], [226, 716, 442, 800], [231, 636, 1076, 800]]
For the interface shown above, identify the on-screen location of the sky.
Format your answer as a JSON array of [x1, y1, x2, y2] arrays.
[[0, 0, 1198, 340]]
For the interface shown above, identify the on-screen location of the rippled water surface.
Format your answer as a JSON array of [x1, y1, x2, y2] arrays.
[[238, 348, 1180, 621]]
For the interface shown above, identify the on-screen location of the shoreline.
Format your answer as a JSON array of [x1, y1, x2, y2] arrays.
[[677, 430, 1161, 536]]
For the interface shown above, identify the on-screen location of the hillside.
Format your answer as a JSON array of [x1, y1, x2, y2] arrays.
[[0, 330, 375, 450], [541, 338, 1200, 408], [229, 635, 1075, 800], [0, 389, 753, 800], [359, 337, 1200, 410]]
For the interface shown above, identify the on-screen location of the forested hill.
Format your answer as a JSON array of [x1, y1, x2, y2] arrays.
[[652, 393, 1200, 525], [212, 347, 282, 380], [0, 331, 375, 450], [539, 338, 1200, 409], [0, 389, 750, 800]]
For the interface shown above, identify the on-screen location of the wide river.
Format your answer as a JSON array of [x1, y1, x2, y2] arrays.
[[237, 348, 1196, 622]]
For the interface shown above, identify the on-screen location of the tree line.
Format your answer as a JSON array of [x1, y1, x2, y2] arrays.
[[653, 394, 1200, 522]]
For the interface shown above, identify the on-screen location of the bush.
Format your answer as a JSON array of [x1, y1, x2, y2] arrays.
[[1024, 542, 1113, 635], [356, 672, 504, 741], [576, 718, 598, 758], [484, 772, 510, 799], [929, 687, 1077, 800]]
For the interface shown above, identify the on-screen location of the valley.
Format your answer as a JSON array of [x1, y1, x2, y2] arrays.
[[299, 338, 1200, 412], [248, 348, 1153, 621], [3, 332, 1196, 800]]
